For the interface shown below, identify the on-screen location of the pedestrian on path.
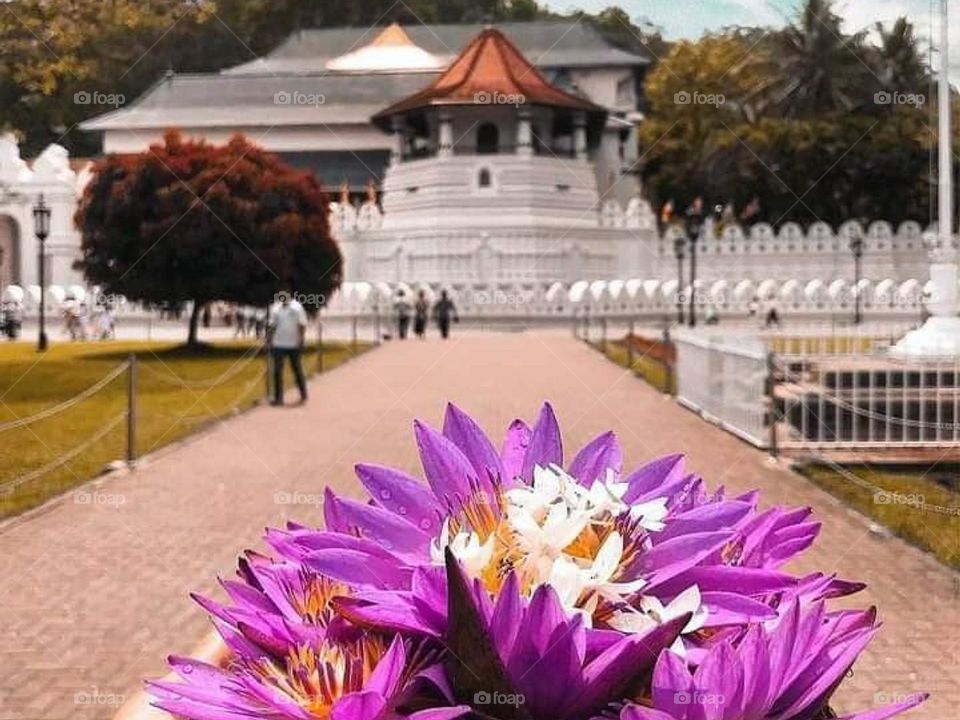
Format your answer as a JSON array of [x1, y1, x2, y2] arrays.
[[394, 290, 412, 340], [267, 291, 308, 406], [414, 290, 429, 339], [433, 289, 458, 339]]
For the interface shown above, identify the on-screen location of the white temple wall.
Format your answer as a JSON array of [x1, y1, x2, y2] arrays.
[[0, 136, 86, 295]]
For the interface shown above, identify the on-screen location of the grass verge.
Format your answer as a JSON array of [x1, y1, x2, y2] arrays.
[[796, 461, 960, 569], [0, 339, 367, 518], [588, 339, 675, 394]]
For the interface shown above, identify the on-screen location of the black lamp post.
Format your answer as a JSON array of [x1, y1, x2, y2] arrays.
[[672, 235, 685, 325], [850, 226, 864, 325], [684, 198, 704, 327], [33, 194, 51, 351]]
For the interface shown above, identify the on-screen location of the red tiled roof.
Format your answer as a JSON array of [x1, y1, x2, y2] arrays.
[[372, 27, 604, 122]]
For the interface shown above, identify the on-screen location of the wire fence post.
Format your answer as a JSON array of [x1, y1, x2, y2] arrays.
[[601, 317, 608, 354], [627, 319, 636, 369], [374, 305, 382, 345], [126, 354, 137, 467], [264, 347, 273, 400], [316, 319, 324, 374], [766, 351, 779, 458], [351, 316, 358, 353]]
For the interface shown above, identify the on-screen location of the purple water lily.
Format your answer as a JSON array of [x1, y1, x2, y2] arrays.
[[273, 402, 858, 645], [621, 600, 926, 720], [439, 549, 690, 720], [146, 401, 925, 720], [151, 632, 469, 720]]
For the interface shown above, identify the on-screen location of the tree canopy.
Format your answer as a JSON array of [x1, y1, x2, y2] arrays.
[[75, 132, 342, 346], [638, 0, 952, 229]]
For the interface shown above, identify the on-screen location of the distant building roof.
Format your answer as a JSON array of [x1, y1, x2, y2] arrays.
[[373, 27, 605, 124], [324, 23, 445, 73], [80, 72, 434, 131], [224, 20, 648, 76], [81, 21, 644, 134]]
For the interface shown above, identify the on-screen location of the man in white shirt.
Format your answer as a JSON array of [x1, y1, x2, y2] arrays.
[[267, 291, 309, 406]]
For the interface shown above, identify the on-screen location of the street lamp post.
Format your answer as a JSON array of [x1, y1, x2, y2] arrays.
[[850, 227, 864, 325], [673, 235, 685, 325], [684, 198, 704, 327], [33, 195, 51, 351]]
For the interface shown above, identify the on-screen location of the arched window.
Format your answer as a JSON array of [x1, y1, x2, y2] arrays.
[[478, 168, 492, 188], [476, 123, 499, 154]]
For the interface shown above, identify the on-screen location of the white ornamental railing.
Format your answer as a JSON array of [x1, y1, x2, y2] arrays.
[[673, 333, 771, 447]]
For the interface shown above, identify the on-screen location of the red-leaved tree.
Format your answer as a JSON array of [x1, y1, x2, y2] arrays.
[[75, 131, 342, 346]]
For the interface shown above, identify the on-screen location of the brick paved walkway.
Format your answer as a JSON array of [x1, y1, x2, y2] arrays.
[[0, 332, 956, 720]]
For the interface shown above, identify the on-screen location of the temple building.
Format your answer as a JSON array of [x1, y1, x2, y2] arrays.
[[81, 21, 650, 207], [337, 27, 654, 283], [82, 21, 659, 284]]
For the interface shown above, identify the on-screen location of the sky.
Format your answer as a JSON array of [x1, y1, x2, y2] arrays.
[[544, 0, 960, 81]]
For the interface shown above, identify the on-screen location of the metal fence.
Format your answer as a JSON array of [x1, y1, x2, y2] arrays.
[[669, 328, 960, 453], [773, 351, 960, 450], [673, 333, 771, 447]]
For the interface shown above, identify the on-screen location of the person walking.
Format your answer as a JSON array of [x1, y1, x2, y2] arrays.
[[433, 289, 458, 339], [413, 290, 429, 339], [394, 290, 412, 340], [763, 298, 781, 329], [267, 291, 308, 406]]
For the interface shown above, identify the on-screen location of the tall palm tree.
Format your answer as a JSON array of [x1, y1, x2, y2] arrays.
[[770, 0, 873, 118], [872, 18, 928, 95]]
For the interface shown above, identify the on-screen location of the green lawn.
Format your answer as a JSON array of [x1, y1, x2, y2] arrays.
[[589, 340, 675, 394], [797, 462, 960, 569], [0, 339, 366, 518]]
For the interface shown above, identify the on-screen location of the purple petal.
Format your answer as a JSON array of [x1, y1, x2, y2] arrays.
[[651, 650, 693, 719], [568, 615, 689, 720], [408, 708, 473, 720], [415, 420, 477, 506], [638, 531, 734, 590], [324, 487, 349, 532], [304, 549, 411, 589], [652, 566, 796, 598], [568, 431, 623, 487], [623, 454, 685, 502], [622, 706, 680, 720], [443, 403, 504, 487], [336, 594, 440, 635], [365, 636, 407, 697], [654, 501, 754, 542], [490, 572, 523, 659], [327, 495, 431, 559], [501, 419, 532, 483], [356, 463, 443, 535], [332, 690, 386, 720], [700, 591, 778, 627], [520, 402, 563, 480]]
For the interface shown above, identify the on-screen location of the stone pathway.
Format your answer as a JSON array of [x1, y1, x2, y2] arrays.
[[0, 332, 956, 720]]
